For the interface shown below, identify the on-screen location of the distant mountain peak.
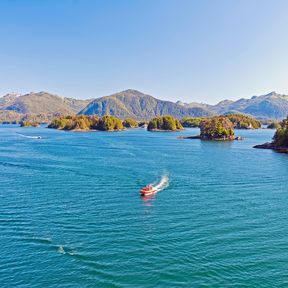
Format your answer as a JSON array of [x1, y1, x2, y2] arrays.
[[4, 92, 20, 97], [176, 100, 185, 106], [216, 99, 234, 105], [103, 89, 151, 100], [123, 89, 142, 94], [265, 91, 278, 97]]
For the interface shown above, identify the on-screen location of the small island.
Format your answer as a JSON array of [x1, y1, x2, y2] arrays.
[[180, 114, 260, 129], [181, 116, 242, 141], [180, 117, 202, 128], [20, 120, 40, 127], [147, 116, 183, 131], [267, 121, 281, 129], [122, 118, 138, 128], [138, 121, 148, 128], [254, 117, 288, 152], [225, 114, 261, 129], [48, 115, 125, 131]]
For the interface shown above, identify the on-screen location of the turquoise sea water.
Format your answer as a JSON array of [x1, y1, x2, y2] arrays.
[[0, 125, 288, 287]]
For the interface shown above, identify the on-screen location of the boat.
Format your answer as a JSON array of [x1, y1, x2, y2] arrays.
[[140, 184, 158, 196]]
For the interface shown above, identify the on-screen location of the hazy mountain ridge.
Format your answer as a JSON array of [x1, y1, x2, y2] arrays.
[[212, 92, 288, 119], [174, 92, 288, 120], [0, 91, 91, 114], [0, 89, 288, 121]]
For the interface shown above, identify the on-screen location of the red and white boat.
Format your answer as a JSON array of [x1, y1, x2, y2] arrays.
[[140, 184, 158, 196]]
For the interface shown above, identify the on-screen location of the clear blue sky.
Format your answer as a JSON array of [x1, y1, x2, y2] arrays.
[[1, 0, 288, 103]]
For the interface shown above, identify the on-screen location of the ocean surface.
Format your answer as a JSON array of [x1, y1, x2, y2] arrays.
[[0, 125, 288, 287]]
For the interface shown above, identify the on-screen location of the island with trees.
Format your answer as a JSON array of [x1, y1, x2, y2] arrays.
[[179, 114, 260, 129], [225, 114, 261, 129], [138, 121, 148, 128], [48, 115, 124, 131], [181, 116, 242, 141], [254, 117, 288, 152], [122, 118, 138, 128], [180, 117, 202, 128], [20, 121, 40, 127], [147, 116, 183, 131], [199, 116, 238, 140], [267, 121, 281, 129]]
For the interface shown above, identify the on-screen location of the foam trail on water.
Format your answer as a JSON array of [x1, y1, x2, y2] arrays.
[[57, 245, 65, 254], [16, 133, 41, 139], [154, 175, 169, 192]]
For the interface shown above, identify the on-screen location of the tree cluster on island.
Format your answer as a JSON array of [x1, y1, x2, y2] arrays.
[[180, 116, 243, 141], [254, 117, 288, 152], [48, 115, 125, 131], [147, 116, 183, 131], [225, 114, 261, 129], [180, 117, 202, 128], [267, 121, 281, 129], [273, 117, 288, 146], [199, 116, 235, 140], [138, 121, 149, 127], [20, 120, 40, 127], [122, 118, 138, 128], [180, 114, 261, 129]]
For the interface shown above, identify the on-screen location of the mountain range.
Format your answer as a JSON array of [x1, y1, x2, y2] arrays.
[[0, 89, 288, 122], [79, 90, 288, 120], [176, 91, 288, 120]]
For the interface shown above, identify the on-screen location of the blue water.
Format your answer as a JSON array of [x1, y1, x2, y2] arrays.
[[0, 125, 288, 287]]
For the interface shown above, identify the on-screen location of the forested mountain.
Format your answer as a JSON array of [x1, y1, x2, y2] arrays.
[[79, 89, 212, 119]]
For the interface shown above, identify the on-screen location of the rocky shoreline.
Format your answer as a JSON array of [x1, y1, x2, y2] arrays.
[[253, 143, 288, 153], [179, 135, 243, 141], [149, 128, 183, 132]]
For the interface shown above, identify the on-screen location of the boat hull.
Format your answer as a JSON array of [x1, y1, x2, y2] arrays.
[[140, 188, 158, 196]]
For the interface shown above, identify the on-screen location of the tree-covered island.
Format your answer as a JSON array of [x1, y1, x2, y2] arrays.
[[180, 114, 261, 129], [122, 118, 138, 128], [254, 117, 288, 152], [147, 116, 183, 131], [180, 116, 242, 141], [48, 115, 124, 131], [225, 114, 261, 129], [20, 120, 40, 127], [267, 121, 281, 129], [200, 116, 235, 140], [180, 117, 202, 128]]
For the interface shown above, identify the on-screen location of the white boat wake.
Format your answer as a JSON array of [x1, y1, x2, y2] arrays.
[[17, 133, 42, 139], [154, 175, 169, 192]]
